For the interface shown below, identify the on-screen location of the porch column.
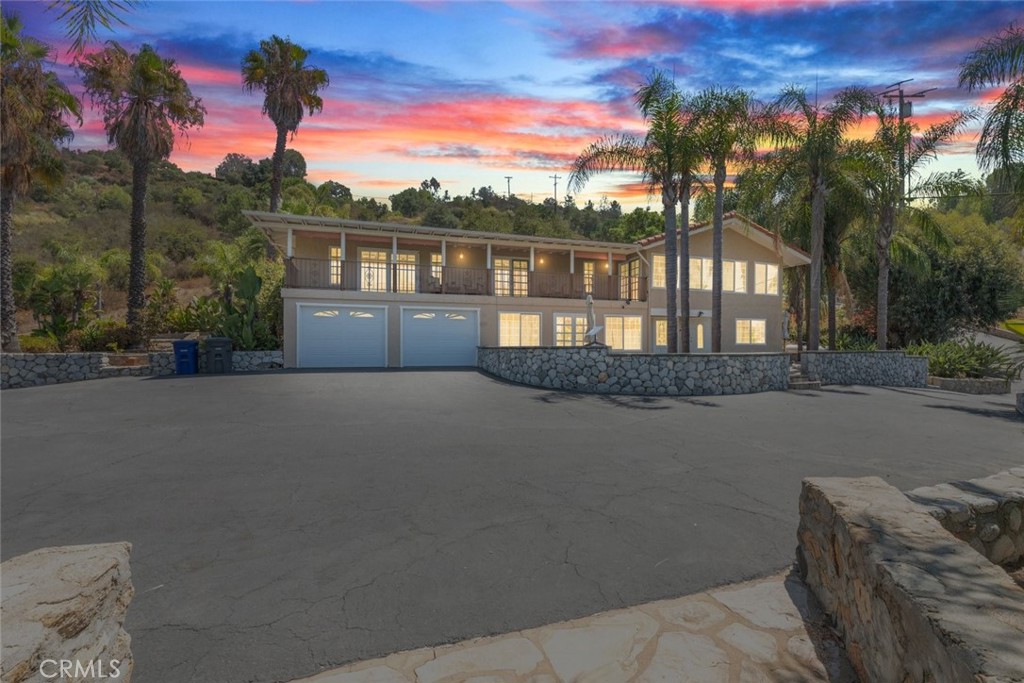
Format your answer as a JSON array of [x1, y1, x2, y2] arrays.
[[286, 228, 293, 258], [441, 239, 447, 266], [392, 235, 398, 291], [529, 246, 535, 272], [570, 249, 575, 274], [607, 251, 613, 273], [339, 231, 345, 260], [486, 243, 492, 269]]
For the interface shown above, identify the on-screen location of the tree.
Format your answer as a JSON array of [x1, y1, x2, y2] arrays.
[[242, 36, 328, 213], [570, 70, 702, 353], [215, 152, 256, 185], [768, 85, 873, 350], [848, 100, 975, 348], [959, 23, 1024, 193], [1, 12, 82, 351], [46, 0, 138, 56], [693, 87, 762, 352], [80, 42, 205, 344]]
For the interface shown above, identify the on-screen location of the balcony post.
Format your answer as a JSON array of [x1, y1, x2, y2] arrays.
[[486, 243, 492, 269], [441, 239, 446, 266], [286, 228, 293, 258], [392, 235, 398, 292], [340, 231, 345, 260], [570, 249, 574, 274], [529, 246, 535, 272]]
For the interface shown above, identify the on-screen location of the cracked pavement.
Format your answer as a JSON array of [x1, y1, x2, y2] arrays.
[[2, 370, 1021, 682]]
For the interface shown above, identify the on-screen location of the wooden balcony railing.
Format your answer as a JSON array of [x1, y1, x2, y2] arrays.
[[285, 258, 647, 302]]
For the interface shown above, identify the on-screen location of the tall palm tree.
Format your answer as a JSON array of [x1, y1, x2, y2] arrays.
[[769, 86, 873, 350], [692, 87, 762, 352], [1, 12, 82, 351], [569, 71, 701, 353], [242, 36, 329, 213], [849, 102, 975, 348], [959, 23, 1024, 192], [80, 43, 205, 344]]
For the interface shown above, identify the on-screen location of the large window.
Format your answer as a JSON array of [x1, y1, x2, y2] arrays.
[[689, 258, 746, 291], [358, 248, 417, 293], [329, 245, 343, 286], [499, 312, 541, 346], [652, 254, 666, 288], [554, 314, 588, 347], [605, 315, 642, 351], [619, 259, 640, 300], [754, 263, 779, 295], [655, 319, 667, 349], [494, 258, 529, 297], [689, 258, 712, 290], [722, 260, 748, 292], [736, 318, 767, 344]]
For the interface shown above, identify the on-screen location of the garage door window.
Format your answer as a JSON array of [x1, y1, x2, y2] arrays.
[[605, 315, 642, 351], [500, 312, 541, 346]]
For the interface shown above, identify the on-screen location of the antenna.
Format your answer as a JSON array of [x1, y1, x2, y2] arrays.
[[550, 174, 561, 203], [505, 176, 512, 199]]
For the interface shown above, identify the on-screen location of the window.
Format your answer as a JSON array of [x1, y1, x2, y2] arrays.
[[652, 254, 665, 288], [358, 249, 417, 293], [619, 259, 640, 300], [605, 315, 642, 351], [722, 260, 748, 293], [499, 312, 541, 346], [329, 246, 343, 286], [689, 258, 712, 290], [554, 314, 588, 347], [583, 261, 595, 293], [655, 319, 667, 348], [494, 258, 529, 297], [754, 263, 779, 295], [431, 253, 443, 283], [736, 318, 767, 344], [696, 322, 705, 349]]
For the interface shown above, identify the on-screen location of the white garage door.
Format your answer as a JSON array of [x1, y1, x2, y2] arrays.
[[401, 308, 479, 367], [297, 304, 387, 368]]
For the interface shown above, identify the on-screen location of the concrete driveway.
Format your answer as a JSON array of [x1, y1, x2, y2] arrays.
[[2, 371, 1021, 683]]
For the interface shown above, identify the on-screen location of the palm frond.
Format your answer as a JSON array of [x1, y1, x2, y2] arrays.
[[47, 0, 139, 56], [958, 22, 1024, 90], [567, 135, 647, 194]]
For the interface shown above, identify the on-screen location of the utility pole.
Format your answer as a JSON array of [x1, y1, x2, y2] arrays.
[[878, 79, 935, 208], [505, 176, 512, 199], [550, 174, 560, 204]]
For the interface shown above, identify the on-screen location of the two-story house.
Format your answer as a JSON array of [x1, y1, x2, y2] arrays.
[[245, 210, 810, 368]]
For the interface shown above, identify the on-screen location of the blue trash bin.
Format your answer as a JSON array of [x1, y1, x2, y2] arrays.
[[172, 340, 199, 375]]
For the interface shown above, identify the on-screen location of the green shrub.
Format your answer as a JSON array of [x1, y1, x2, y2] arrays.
[[67, 319, 133, 352], [835, 327, 877, 351], [18, 334, 60, 353], [905, 339, 1017, 380]]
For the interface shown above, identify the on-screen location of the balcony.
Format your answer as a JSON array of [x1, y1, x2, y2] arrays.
[[285, 258, 647, 302]]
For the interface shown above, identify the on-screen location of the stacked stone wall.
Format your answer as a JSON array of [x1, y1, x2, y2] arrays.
[[478, 346, 789, 396], [2, 350, 284, 389], [800, 350, 927, 387]]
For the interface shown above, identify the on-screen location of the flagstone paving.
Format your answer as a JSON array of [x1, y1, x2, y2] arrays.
[[288, 570, 857, 683]]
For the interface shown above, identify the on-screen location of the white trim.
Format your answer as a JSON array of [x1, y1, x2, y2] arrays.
[[398, 305, 481, 368], [498, 310, 543, 346], [295, 302, 389, 368]]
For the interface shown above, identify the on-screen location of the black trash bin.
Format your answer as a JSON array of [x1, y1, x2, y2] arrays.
[[205, 337, 233, 373], [172, 340, 199, 375]]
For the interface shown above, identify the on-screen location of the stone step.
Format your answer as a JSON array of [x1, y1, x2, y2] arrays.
[[789, 379, 822, 391]]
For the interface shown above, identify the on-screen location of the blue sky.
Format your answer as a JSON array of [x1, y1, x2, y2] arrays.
[[12, 0, 1022, 209]]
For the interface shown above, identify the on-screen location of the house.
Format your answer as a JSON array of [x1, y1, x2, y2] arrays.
[[245, 210, 810, 368]]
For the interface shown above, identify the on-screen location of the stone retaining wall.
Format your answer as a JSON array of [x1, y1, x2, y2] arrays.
[[478, 346, 789, 396], [907, 469, 1024, 566], [1, 350, 284, 389], [927, 375, 1012, 394], [798, 475, 1024, 683], [1, 543, 135, 683], [800, 350, 927, 387]]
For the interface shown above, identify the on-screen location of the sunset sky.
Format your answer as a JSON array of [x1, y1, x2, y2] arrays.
[[11, 0, 1022, 210]]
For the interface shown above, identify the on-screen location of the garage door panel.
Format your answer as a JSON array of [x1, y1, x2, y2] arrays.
[[298, 305, 386, 368], [402, 309, 478, 367]]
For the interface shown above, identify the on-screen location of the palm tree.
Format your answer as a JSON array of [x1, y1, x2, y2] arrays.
[[692, 87, 762, 352], [242, 36, 329, 213], [80, 43, 205, 344], [569, 70, 701, 353], [849, 102, 975, 348], [959, 23, 1024, 192], [769, 86, 874, 350], [1, 12, 82, 351]]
